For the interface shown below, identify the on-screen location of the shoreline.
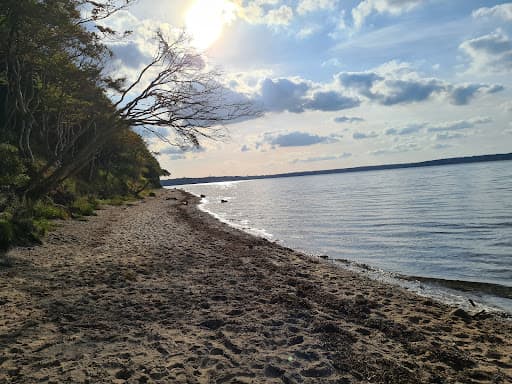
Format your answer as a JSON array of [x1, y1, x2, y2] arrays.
[[189, 187, 512, 315], [1, 189, 511, 383]]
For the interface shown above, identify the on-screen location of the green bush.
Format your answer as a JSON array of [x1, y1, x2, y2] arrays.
[[70, 196, 97, 216], [97, 196, 126, 206], [32, 219, 53, 238], [33, 200, 68, 220], [50, 179, 78, 206], [0, 219, 14, 251], [0, 144, 29, 189], [11, 217, 41, 245]]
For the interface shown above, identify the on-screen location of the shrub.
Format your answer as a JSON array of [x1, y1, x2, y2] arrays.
[[0, 219, 14, 251], [33, 200, 68, 220], [11, 217, 41, 245], [97, 196, 125, 206], [50, 179, 78, 206], [0, 144, 29, 189], [32, 219, 53, 238], [70, 196, 97, 216]]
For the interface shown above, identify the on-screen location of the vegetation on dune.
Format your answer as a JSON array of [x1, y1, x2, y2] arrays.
[[0, 0, 253, 250]]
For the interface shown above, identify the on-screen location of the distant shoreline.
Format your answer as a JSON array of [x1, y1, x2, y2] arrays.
[[161, 152, 512, 186]]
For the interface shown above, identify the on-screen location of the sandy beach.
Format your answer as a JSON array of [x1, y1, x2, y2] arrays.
[[1, 189, 511, 383]]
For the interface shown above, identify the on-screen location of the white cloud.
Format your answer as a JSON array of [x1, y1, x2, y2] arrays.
[[472, 3, 512, 21], [297, 25, 320, 39], [291, 152, 351, 163], [245, 130, 342, 151], [322, 58, 343, 67], [337, 61, 504, 105], [352, 0, 424, 29], [255, 77, 360, 113], [265, 5, 294, 25], [459, 30, 512, 73], [353, 131, 378, 139], [426, 117, 492, 132], [334, 116, 364, 123], [101, 11, 183, 92], [370, 142, 419, 155], [434, 132, 465, 141], [234, 1, 295, 27], [501, 101, 512, 111], [297, 0, 337, 15]]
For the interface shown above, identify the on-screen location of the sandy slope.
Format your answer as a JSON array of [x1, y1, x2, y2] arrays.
[[0, 189, 511, 383]]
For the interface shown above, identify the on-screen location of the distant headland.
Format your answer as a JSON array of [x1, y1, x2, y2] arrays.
[[161, 152, 512, 186]]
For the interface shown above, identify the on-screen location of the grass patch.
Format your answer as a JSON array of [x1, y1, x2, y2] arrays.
[[70, 196, 97, 217], [97, 194, 140, 207], [32, 218, 54, 237], [33, 200, 68, 220], [97, 196, 125, 206]]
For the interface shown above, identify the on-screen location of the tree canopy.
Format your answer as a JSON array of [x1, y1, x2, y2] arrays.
[[0, 0, 252, 249]]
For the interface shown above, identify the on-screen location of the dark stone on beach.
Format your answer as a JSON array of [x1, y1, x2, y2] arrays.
[[282, 373, 299, 384], [288, 335, 304, 345], [294, 350, 320, 362], [200, 194, 206, 198], [451, 308, 472, 323], [115, 368, 133, 380], [301, 365, 333, 378], [264, 364, 285, 378], [313, 322, 340, 334], [221, 199, 228, 203], [210, 347, 224, 355], [156, 345, 169, 355], [355, 327, 371, 336], [149, 370, 168, 380], [431, 346, 476, 370], [199, 319, 225, 330]]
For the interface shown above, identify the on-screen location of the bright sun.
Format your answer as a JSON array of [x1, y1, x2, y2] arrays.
[[185, 0, 236, 50]]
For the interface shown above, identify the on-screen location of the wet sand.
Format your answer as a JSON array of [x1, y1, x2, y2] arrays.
[[1, 189, 511, 383]]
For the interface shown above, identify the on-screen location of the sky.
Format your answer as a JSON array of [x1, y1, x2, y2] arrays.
[[102, 0, 512, 178]]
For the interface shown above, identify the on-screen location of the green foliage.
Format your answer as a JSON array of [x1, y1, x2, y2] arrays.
[[70, 196, 97, 217], [0, 218, 14, 251], [33, 200, 68, 220], [31, 219, 53, 238], [97, 196, 129, 206], [10, 215, 42, 246], [0, 0, 170, 251], [0, 144, 29, 188]]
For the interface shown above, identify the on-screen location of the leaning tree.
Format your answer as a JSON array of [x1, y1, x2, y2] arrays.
[[0, 0, 256, 200]]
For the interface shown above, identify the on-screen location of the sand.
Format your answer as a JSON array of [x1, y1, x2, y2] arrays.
[[0, 189, 511, 383]]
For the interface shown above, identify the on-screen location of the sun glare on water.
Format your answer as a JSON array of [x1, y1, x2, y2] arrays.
[[185, 0, 236, 50]]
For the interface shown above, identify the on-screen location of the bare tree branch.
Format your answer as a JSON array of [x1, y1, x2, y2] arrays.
[[115, 31, 261, 148], [77, 0, 136, 25]]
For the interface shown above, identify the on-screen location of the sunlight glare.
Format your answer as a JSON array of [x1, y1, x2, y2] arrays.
[[185, 0, 236, 50]]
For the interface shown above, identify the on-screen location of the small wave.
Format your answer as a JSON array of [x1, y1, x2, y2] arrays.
[[197, 201, 274, 240], [331, 258, 512, 315], [399, 275, 512, 299]]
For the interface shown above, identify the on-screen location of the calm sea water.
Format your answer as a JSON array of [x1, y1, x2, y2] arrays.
[[176, 161, 512, 312]]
